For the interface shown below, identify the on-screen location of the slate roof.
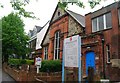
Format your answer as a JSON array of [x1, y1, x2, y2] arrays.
[[66, 10, 85, 27], [35, 25, 43, 33]]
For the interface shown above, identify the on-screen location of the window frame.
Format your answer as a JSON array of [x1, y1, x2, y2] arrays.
[[92, 12, 112, 32], [54, 31, 60, 60], [44, 46, 48, 60]]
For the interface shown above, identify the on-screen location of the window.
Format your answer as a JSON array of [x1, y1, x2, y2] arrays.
[[106, 45, 110, 63], [92, 18, 97, 32], [58, 11, 60, 16], [106, 13, 112, 28], [98, 15, 104, 30], [92, 12, 112, 32], [118, 8, 120, 25], [44, 46, 48, 60], [54, 31, 60, 60]]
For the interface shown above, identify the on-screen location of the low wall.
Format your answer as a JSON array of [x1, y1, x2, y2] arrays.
[[3, 64, 62, 82]]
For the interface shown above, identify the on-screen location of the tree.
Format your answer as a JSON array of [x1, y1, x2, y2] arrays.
[[58, 0, 102, 9], [10, 0, 37, 18], [0, 0, 116, 18], [2, 13, 30, 62]]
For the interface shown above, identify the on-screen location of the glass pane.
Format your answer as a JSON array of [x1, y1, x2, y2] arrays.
[[55, 39, 57, 48], [58, 38, 60, 48], [92, 18, 97, 32], [55, 32, 58, 39], [98, 15, 104, 30], [106, 13, 112, 29], [55, 49, 57, 59], [58, 49, 60, 59]]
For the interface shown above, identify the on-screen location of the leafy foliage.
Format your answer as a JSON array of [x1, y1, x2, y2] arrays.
[[8, 59, 34, 67], [8, 59, 21, 67], [40, 60, 62, 72], [58, 0, 103, 9], [2, 13, 30, 62], [10, 0, 36, 18], [0, 3, 3, 8], [26, 59, 34, 65], [88, 0, 101, 9]]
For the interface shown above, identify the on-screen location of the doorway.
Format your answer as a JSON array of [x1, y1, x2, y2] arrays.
[[86, 51, 95, 76]]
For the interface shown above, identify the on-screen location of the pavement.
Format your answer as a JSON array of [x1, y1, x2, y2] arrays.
[[1, 68, 16, 83]]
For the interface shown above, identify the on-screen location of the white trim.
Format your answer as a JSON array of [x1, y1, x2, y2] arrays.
[[118, 8, 120, 25], [104, 15, 106, 29]]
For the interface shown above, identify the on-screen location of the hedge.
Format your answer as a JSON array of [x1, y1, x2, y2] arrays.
[[8, 59, 62, 72], [40, 60, 62, 72], [26, 59, 34, 65], [8, 59, 34, 67]]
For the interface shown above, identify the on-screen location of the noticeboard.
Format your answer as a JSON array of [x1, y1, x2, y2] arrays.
[[64, 35, 81, 67], [62, 35, 81, 82]]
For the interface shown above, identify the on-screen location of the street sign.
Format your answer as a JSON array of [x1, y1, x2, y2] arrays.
[[62, 35, 81, 82]]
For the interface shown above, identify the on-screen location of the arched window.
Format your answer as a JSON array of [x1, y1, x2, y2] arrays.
[[54, 31, 60, 60]]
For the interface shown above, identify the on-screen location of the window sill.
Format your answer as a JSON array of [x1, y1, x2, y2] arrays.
[[106, 62, 111, 64], [92, 28, 112, 34]]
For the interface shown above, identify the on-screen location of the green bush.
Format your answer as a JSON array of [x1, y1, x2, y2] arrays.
[[8, 59, 34, 67], [40, 60, 62, 72], [26, 59, 34, 65], [20, 59, 26, 65], [8, 59, 21, 67]]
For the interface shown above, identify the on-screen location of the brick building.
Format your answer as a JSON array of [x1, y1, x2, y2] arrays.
[[28, 25, 43, 58], [28, 21, 49, 59], [41, 5, 85, 60], [41, 2, 120, 81], [82, 2, 120, 81]]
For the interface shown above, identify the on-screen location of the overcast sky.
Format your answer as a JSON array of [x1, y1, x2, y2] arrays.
[[0, 0, 116, 33]]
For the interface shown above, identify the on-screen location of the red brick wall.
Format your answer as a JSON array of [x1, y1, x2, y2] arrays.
[[48, 16, 69, 60], [84, 6, 120, 81], [81, 34, 103, 78], [85, 13, 92, 35]]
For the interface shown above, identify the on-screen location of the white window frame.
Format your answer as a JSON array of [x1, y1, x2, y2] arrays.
[[118, 8, 120, 25], [54, 31, 60, 60], [44, 46, 48, 60], [106, 45, 111, 63], [92, 13, 112, 32]]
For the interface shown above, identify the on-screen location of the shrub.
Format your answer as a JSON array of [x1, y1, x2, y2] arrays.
[[26, 59, 34, 65], [8, 59, 34, 67], [20, 59, 26, 65], [40, 60, 62, 72], [8, 59, 21, 67]]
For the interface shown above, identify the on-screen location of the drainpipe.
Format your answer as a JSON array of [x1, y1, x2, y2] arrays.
[[102, 38, 106, 79]]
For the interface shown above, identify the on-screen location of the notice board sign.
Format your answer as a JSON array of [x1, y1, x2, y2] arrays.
[[62, 35, 81, 82], [64, 35, 80, 67]]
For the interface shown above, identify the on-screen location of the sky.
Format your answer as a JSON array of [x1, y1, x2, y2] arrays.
[[0, 0, 116, 33]]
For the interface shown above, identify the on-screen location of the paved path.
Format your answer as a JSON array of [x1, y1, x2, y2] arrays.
[[2, 69, 16, 83]]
